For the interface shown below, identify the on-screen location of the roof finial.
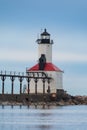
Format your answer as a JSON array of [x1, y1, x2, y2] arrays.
[[44, 28, 47, 32], [41, 28, 50, 36]]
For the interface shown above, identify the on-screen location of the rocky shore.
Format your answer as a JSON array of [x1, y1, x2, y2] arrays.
[[0, 90, 87, 106], [0, 95, 87, 106], [56, 91, 87, 105]]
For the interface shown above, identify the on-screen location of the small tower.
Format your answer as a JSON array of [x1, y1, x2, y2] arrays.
[[27, 29, 63, 93], [37, 29, 53, 64]]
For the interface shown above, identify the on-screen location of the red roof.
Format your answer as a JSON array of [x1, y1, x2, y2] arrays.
[[27, 63, 63, 72]]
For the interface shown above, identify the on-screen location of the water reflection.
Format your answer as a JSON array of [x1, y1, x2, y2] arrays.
[[11, 105, 13, 109], [35, 125, 52, 130], [0, 105, 87, 130], [2, 105, 4, 109], [0, 104, 56, 130]]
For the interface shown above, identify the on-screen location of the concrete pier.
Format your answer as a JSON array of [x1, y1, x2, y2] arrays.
[[0, 71, 52, 102]]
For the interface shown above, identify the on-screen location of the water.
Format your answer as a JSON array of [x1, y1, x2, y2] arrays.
[[0, 105, 87, 130]]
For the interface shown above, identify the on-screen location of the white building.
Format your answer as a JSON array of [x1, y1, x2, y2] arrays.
[[27, 29, 63, 94]]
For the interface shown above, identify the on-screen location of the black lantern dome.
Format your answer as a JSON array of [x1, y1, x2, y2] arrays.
[[37, 29, 53, 44]]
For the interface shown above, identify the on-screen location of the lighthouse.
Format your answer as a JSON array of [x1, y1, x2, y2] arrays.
[[27, 29, 63, 93], [37, 28, 52, 63]]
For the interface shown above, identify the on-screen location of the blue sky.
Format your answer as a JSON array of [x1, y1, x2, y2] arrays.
[[0, 0, 87, 95]]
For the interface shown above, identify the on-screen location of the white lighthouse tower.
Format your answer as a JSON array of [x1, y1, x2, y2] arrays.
[[38, 28, 52, 63], [27, 29, 63, 93]]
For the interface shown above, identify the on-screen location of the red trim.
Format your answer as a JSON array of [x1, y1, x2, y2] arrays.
[[27, 63, 63, 72]]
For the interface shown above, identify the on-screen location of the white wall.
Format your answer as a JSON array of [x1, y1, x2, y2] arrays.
[[47, 71, 63, 91], [38, 44, 52, 62], [28, 71, 63, 94], [54, 72, 63, 90]]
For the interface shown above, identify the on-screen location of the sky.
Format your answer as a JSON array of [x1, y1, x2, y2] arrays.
[[0, 0, 87, 95]]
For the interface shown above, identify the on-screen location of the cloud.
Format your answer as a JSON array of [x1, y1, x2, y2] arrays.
[[0, 48, 87, 63], [0, 48, 37, 62], [63, 75, 87, 95], [0, 26, 87, 64], [53, 51, 87, 63]]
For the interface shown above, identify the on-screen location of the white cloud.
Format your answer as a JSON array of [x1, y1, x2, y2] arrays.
[[0, 26, 87, 63], [0, 48, 37, 62], [63, 75, 87, 95], [0, 48, 87, 63], [52, 29, 87, 54], [53, 51, 87, 63], [0, 26, 37, 51]]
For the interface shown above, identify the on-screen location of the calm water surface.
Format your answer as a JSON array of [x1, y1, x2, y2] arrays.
[[0, 105, 87, 130]]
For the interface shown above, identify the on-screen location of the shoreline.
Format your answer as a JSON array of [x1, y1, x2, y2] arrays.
[[0, 90, 87, 106], [0, 95, 87, 106]]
